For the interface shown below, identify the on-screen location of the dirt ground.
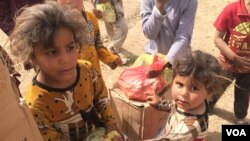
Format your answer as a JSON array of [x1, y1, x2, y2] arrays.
[[4, 0, 249, 141]]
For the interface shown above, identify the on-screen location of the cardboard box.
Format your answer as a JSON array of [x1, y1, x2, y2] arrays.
[[0, 55, 43, 141], [109, 89, 169, 140]]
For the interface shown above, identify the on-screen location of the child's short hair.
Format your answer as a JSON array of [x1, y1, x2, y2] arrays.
[[10, 1, 86, 63], [173, 50, 228, 95]]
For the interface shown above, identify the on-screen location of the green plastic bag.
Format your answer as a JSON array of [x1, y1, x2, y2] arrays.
[[83, 127, 105, 141], [83, 127, 121, 141]]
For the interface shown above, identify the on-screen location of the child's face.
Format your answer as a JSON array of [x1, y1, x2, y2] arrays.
[[171, 75, 208, 112], [32, 27, 79, 86], [57, 0, 83, 11]]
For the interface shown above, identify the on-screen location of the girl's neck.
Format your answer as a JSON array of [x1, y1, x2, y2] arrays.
[[180, 102, 206, 115], [36, 71, 77, 89]]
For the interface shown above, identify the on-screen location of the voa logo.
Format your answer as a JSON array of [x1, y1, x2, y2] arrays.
[[226, 129, 246, 136]]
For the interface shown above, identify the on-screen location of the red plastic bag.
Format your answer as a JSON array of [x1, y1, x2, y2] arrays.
[[149, 55, 166, 71], [116, 55, 165, 101]]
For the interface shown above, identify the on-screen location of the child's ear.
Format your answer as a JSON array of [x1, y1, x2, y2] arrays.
[[30, 56, 39, 71], [30, 55, 37, 66]]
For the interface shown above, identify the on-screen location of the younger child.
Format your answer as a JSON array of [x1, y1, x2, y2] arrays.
[[9, 2, 123, 140], [84, 0, 128, 64], [57, 0, 122, 73], [146, 50, 228, 140], [209, 0, 250, 125]]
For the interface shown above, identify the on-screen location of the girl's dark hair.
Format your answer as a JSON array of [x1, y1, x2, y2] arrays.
[[9, 1, 86, 63], [172, 49, 228, 95]]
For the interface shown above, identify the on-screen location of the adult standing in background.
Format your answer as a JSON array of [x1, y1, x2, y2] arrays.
[[140, 0, 198, 66], [85, 0, 128, 64], [0, 0, 45, 35]]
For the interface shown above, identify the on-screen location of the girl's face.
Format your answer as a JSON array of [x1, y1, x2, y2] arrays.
[[32, 27, 79, 88], [171, 75, 209, 112], [57, 0, 83, 11]]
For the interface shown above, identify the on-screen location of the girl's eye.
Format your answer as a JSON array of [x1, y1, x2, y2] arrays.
[[47, 50, 57, 56], [67, 43, 78, 52], [191, 86, 199, 91], [67, 46, 76, 51], [176, 82, 183, 88]]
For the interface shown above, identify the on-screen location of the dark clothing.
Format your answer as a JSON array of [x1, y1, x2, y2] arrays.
[[209, 72, 250, 119], [0, 0, 44, 35], [233, 73, 250, 119]]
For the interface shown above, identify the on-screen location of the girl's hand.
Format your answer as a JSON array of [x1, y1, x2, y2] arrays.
[[93, 9, 103, 19], [108, 57, 122, 69], [99, 0, 108, 3], [145, 93, 161, 106]]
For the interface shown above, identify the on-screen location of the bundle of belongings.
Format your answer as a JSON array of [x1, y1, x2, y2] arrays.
[[115, 54, 171, 101], [110, 54, 172, 140]]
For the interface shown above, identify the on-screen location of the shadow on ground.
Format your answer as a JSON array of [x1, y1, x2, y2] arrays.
[[210, 107, 235, 124], [207, 131, 221, 141], [120, 48, 138, 66]]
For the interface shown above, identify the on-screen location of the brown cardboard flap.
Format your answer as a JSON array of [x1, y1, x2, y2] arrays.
[[0, 55, 43, 141], [0, 29, 11, 56], [110, 88, 169, 140]]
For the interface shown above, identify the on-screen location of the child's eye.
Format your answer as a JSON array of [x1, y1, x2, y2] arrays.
[[67, 46, 76, 51], [176, 82, 183, 88], [66, 44, 78, 52], [191, 86, 199, 91], [47, 50, 58, 56]]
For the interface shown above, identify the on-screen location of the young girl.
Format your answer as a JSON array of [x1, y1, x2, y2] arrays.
[[57, 0, 122, 73], [84, 0, 128, 64], [146, 50, 228, 140], [9, 2, 123, 141]]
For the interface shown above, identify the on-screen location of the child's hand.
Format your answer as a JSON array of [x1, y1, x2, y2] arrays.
[[145, 93, 161, 107], [104, 124, 124, 141], [99, 0, 108, 3], [232, 55, 250, 73], [147, 61, 171, 78], [92, 8, 103, 19], [108, 57, 122, 70]]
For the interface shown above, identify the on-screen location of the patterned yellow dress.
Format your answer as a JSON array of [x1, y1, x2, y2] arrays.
[[79, 11, 118, 73], [25, 60, 116, 141]]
